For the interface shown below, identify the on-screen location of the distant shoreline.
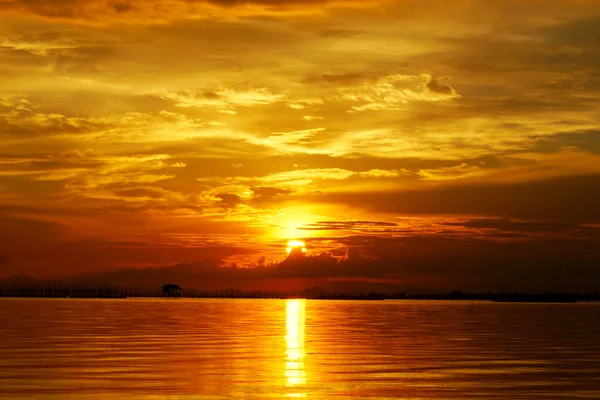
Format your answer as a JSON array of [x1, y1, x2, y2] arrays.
[[1, 297, 598, 304], [1, 286, 599, 303]]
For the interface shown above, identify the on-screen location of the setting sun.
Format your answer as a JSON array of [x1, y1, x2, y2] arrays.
[[286, 240, 307, 255]]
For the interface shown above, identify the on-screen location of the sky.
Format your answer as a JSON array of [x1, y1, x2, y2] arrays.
[[1, 0, 600, 292]]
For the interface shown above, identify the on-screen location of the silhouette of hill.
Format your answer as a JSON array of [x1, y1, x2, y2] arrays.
[[0, 274, 41, 285]]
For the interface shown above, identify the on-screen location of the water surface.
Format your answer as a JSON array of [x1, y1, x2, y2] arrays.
[[1, 298, 599, 399]]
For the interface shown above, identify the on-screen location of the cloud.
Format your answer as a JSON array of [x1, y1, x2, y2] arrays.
[[299, 220, 399, 231], [341, 73, 461, 113], [0, 33, 83, 57], [36, 230, 600, 292], [248, 186, 293, 207], [196, 168, 404, 193], [0, 0, 389, 22], [358, 169, 406, 178], [267, 128, 326, 145], [532, 130, 600, 155], [303, 72, 376, 86], [112, 1, 133, 13], [252, 186, 291, 197], [302, 115, 323, 121], [215, 193, 243, 208], [0, 152, 196, 208], [418, 163, 485, 181], [111, 186, 187, 202], [543, 15, 600, 48], [440, 218, 583, 233], [159, 87, 285, 114], [2, 0, 600, 287], [426, 77, 458, 96], [259, 168, 401, 186], [0, 95, 204, 139], [316, 173, 600, 222], [1, 111, 115, 137]]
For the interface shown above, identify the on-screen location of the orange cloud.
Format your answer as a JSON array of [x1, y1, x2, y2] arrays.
[[0, 0, 393, 22]]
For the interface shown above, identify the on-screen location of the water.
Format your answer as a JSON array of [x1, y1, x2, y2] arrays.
[[1, 299, 599, 399]]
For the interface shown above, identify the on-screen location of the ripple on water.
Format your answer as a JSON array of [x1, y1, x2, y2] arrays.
[[1, 298, 599, 399]]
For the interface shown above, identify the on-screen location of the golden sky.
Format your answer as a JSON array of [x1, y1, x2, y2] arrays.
[[1, 0, 600, 291]]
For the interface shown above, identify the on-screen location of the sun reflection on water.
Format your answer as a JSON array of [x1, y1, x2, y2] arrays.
[[285, 299, 306, 397]]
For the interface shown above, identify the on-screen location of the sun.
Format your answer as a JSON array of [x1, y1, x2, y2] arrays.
[[286, 240, 307, 255]]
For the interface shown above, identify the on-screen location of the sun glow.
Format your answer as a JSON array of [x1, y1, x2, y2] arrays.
[[286, 240, 307, 255]]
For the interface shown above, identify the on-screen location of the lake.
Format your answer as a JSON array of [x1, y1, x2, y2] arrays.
[[1, 298, 599, 399]]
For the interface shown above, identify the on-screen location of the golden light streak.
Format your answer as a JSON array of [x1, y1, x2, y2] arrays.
[[285, 299, 306, 396]]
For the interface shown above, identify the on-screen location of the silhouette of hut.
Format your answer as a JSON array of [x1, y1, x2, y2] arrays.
[[161, 284, 183, 298]]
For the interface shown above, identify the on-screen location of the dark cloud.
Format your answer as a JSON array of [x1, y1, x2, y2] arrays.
[[531, 130, 600, 155], [112, 187, 168, 199], [426, 77, 455, 95], [251, 186, 292, 206], [332, 234, 600, 291], [203, 0, 330, 5], [40, 232, 600, 292], [68, 258, 246, 288], [486, 232, 530, 239], [0, 235, 255, 278], [318, 29, 365, 38], [303, 73, 376, 85], [111, 1, 133, 13], [425, 14, 600, 122], [202, 91, 221, 99], [215, 193, 242, 208], [346, 247, 363, 261], [544, 16, 600, 48], [299, 220, 398, 231], [4, 0, 82, 18], [252, 186, 292, 198], [440, 218, 579, 233], [318, 174, 600, 222]]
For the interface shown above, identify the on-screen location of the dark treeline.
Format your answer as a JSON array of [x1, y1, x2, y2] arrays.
[[0, 285, 133, 299], [399, 291, 600, 303], [2, 285, 600, 302]]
